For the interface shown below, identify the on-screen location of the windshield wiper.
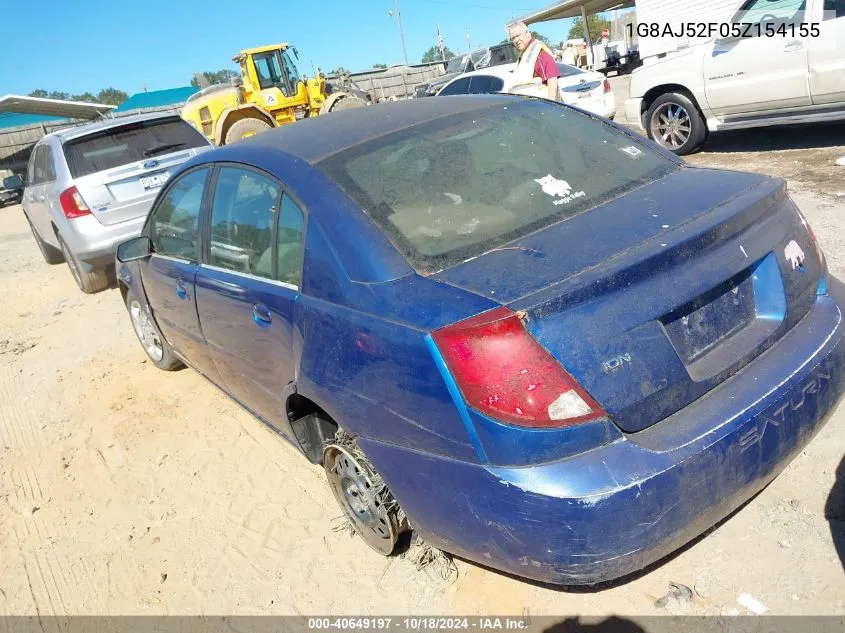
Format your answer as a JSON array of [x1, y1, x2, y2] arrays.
[[143, 142, 186, 157]]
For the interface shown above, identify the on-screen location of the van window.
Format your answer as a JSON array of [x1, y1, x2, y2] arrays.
[[62, 117, 208, 178]]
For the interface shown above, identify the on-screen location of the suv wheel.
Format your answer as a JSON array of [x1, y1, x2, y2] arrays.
[[57, 236, 109, 294], [644, 91, 707, 155]]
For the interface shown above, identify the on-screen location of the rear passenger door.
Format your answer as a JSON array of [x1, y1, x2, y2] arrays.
[[195, 165, 305, 435], [24, 145, 51, 241], [808, 0, 845, 104], [141, 165, 221, 382]]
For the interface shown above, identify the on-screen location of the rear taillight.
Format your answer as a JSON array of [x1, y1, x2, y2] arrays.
[[795, 206, 827, 294], [603, 79, 611, 93], [59, 186, 91, 219], [431, 307, 606, 428]]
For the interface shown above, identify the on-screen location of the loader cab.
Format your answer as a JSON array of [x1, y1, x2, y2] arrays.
[[237, 44, 308, 109]]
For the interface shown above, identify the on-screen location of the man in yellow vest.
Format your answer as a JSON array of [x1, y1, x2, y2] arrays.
[[506, 21, 561, 101]]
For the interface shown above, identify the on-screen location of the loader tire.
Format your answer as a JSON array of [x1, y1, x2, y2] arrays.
[[224, 117, 272, 144], [322, 95, 368, 115]]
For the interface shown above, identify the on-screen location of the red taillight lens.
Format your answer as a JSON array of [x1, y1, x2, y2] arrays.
[[59, 186, 91, 219], [603, 79, 611, 94], [432, 307, 606, 428]]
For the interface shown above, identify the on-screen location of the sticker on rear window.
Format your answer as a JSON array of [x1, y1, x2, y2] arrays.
[[534, 174, 585, 206], [620, 145, 643, 157]]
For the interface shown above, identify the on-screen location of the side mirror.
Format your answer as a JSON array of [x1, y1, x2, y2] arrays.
[[116, 236, 152, 262]]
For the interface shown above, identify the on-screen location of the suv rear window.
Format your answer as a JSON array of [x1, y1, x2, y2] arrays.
[[62, 117, 208, 178], [318, 99, 678, 275]]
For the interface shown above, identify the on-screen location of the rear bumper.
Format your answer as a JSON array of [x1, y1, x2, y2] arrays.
[[360, 278, 845, 585], [60, 213, 147, 270]]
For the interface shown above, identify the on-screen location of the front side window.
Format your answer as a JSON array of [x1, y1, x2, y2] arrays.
[[283, 49, 302, 91], [467, 76, 504, 94], [318, 100, 678, 275], [734, 0, 807, 28], [208, 167, 280, 279], [149, 167, 209, 260], [253, 51, 291, 95]]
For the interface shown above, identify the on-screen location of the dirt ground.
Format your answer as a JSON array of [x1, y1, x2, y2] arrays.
[[1, 123, 844, 618]]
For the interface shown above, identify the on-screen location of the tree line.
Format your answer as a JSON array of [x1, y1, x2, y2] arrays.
[[28, 88, 129, 106]]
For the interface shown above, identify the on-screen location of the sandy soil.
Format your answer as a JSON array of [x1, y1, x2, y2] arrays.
[[1, 134, 844, 617]]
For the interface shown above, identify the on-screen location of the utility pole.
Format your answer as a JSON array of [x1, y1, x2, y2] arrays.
[[388, 0, 409, 66], [437, 23, 445, 61]]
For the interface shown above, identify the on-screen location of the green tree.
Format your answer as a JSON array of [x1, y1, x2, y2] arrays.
[[190, 69, 239, 88], [373, 63, 388, 69], [29, 89, 49, 98], [96, 87, 129, 106], [72, 92, 97, 102], [48, 90, 70, 101], [568, 14, 611, 42], [422, 45, 454, 63]]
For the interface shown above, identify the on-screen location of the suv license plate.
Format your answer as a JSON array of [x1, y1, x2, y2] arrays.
[[141, 172, 170, 190]]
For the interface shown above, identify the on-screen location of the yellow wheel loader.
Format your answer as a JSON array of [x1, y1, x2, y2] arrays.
[[181, 43, 370, 146]]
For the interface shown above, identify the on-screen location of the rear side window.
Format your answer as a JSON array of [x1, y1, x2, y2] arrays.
[[276, 194, 305, 287], [468, 76, 504, 94], [208, 167, 280, 279], [318, 100, 678, 275], [438, 78, 472, 96], [824, 0, 845, 17], [62, 118, 208, 178]]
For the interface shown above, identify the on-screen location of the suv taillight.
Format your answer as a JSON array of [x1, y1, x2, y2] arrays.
[[59, 186, 91, 219], [431, 307, 607, 428]]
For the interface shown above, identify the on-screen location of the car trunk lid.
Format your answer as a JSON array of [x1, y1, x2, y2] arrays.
[[433, 168, 824, 433]]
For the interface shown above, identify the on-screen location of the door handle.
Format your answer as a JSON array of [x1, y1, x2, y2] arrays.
[[252, 303, 272, 327], [784, 40, 803, 52], [175, 279, 187, 299]]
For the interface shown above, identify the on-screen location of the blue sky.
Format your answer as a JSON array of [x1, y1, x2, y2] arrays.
[[1, 0, 582, 97]]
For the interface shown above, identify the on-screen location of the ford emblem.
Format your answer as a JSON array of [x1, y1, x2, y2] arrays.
[[143, 160, 160, 169]]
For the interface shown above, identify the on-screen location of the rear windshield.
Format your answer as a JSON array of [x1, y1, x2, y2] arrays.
[[318, 99, 679, 275], [62, 117, 208, 178]]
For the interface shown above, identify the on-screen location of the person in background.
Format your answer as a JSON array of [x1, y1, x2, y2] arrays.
[[506, 21, 561, 101]]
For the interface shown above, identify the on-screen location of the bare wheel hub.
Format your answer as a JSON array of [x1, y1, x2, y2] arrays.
[[324, 443, 399, 555]]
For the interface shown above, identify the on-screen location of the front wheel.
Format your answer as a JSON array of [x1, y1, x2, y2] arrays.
[[125, 289, 183, 371], [644, 91, 707, 155], [224, 117, 272, 144]]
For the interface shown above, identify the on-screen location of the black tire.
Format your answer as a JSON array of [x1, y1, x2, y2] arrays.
[[328, 95, 368, 112], [644, 91, 707, 155], [124, 288, 183, 371], [57, 235, 109, 294], [26, 216, 64, 265], [224, 117, 272, 144]]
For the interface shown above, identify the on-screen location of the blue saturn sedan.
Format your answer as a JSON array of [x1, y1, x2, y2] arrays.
[[115, 94, 845, 586]]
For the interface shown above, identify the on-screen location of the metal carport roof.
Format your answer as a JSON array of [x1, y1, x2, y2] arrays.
[[0, 94, 115, 120], [517, 0, 635, 23]]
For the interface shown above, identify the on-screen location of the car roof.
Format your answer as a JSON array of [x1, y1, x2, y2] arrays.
[[44, 111, 185, 144], [233, 93, 527, 164]]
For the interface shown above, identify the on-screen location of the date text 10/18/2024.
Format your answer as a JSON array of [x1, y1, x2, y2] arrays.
[[308, 618, 530, 631], [626, 21, 821, 39]]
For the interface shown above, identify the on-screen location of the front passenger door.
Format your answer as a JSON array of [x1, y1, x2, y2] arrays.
[[703, 0, 811, 115], [141, 166, 221, 382]]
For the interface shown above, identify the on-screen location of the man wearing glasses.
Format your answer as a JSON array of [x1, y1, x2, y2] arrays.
[[507, 21, 561, 101]]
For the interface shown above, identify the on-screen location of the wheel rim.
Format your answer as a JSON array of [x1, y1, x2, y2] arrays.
[[59, 240, 84, 288], [324, 444, 398, 555], [129, 299, 164, 362], [651, 102, 692, 149]]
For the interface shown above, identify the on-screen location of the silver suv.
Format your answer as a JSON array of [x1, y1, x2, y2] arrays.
[[22, 112, 214, 293]]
